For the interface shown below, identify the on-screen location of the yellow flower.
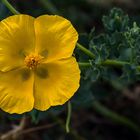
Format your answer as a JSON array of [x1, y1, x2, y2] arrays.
[[0, 15, 80, 114]]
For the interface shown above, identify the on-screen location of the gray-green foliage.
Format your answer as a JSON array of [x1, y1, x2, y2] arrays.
[[78, 8, 140, 89]]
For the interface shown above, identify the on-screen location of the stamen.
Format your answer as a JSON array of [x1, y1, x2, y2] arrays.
[[24, 54, 43, 69]]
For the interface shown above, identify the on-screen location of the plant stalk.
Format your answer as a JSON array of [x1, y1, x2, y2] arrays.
[[93, 101, 140, 133], [1, 0, 20, 14], [77, 43, 95, 59], [66, 101, 72, 133]]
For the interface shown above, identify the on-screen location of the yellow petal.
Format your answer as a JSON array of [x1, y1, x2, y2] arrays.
[[0, 68, 34, 114], [34, 15, 78, 62], [34, 57, 80, 111], [0, 15, 35, 72]]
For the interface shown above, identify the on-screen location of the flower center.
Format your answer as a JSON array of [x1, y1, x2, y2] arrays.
[[24, 54, 43, 69]]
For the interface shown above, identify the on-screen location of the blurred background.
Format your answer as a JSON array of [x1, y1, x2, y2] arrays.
[[1, 0, 140, 140]]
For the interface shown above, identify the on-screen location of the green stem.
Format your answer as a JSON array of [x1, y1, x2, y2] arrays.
[[102, 59, 140, 70], [103, 60, 140, 71], [78, 62, 92, 67], [78, 60, 124, 68], [76, 43, 140, 69], [1, 0, 20, 14], [78, 60, 140, 70], [76, 43, 133, 68], [101, 59, 129, 67], [40, 0, 60, 15], [76, 43, 95, 59], [93, 101, 140, 133], [51, 115, 86, 140], [66, 101, 72, 133]]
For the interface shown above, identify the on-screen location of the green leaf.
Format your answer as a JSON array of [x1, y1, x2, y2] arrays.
[[102, 8, 129, 33]]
